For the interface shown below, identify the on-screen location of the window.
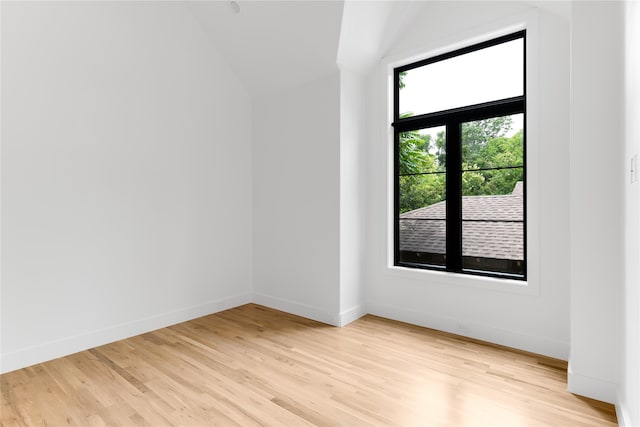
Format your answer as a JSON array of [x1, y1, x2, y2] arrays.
[[393, 31, 526, 280]]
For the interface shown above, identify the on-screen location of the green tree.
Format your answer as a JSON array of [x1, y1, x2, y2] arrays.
[[461, 163, 486, 196], [398, 128, 446, 213], [476, 130, 523, 170], [399, 173, 446, 213], [399, 128, 431, 175], [398, 71, 407, 90], [432, 116, 514, 167], [469, 130, 524, 196], [399, 119, 523, 212]]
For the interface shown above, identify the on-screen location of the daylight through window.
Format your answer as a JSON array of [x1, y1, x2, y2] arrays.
[[393, 31, 526, 280]]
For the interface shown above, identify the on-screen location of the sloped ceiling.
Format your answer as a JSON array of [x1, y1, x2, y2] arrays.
[[185, 1, 569, 97], [338, 1, 426, 72], [186, 1, 344, 97]]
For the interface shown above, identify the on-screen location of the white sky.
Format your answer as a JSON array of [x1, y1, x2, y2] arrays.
[[401, 38, 524, 141]]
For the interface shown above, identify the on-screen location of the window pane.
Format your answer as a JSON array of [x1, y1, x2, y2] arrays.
[[399, 38, 523, 117], [398, 125, 446, 268], [398, 125, 446, 213], [399, 219, 446, 267], [461, 170, 524, 276], [461, 114, 524, 169]]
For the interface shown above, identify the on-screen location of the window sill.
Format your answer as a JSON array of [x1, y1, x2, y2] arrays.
[[386, 264, 538, 296]]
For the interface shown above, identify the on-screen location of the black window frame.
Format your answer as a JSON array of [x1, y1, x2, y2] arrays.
[[392, 30, 527, 281]]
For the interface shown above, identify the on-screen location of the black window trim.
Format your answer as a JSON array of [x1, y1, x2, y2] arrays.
[[392, 30, 527, 281]]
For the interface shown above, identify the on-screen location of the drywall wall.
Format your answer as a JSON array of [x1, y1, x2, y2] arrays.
[[0, 2, 253, 373], [364, 1, 572, 359], [338, 69, 367, 325], [252, 72, 342, 324], [621, 1, 640, 424], [568, 1, 624, 404]]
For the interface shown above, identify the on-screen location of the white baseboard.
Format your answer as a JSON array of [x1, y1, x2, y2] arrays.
[[368, 301, 570, 360], [567, 362, 617, 404], [0, 291, 253, 374], [615, 393, 632, 427], [252, 292, 340, 326], [337, 304, 367, 326]]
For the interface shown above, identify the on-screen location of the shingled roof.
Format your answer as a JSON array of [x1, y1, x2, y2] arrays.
[[399, 182, 524, 260]]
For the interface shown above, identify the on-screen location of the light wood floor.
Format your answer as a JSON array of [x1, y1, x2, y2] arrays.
[[1, 304, 617, 426]]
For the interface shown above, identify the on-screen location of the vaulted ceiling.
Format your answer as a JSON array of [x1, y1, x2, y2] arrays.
[[184, 1, 568, 97], [185, 1, 344, 97], [185, 1, 429, 97]]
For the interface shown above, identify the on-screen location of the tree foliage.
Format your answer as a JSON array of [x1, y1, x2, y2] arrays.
[[398, 123, 446, 213], [398, 71, 407, 90], [399, 118, 523, 213]]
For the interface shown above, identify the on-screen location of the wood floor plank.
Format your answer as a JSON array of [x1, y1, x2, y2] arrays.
[[1, 304, 617, 426]]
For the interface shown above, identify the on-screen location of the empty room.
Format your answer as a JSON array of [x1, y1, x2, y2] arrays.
[[1, 1, 639, 426]]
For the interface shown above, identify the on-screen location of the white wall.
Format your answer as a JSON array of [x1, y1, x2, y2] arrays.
[[252, 72, 342, 325], [364, 2, 572, 360], [622, 1, 640, 424], [338, 69, 367, 325], [0, 2, 253, 373], [568, 1, 624, 404]]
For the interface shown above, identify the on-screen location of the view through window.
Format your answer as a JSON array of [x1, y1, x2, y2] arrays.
[[393, 31, 526, 279]]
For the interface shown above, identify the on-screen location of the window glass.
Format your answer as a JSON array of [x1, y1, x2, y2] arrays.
[[398, 126, 446, 267], [398, 125, 446, 213], [460, 114, 524, 276], [399, 38, 524, 118]]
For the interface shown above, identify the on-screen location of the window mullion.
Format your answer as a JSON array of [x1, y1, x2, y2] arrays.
[[445, 122, 462, 272]]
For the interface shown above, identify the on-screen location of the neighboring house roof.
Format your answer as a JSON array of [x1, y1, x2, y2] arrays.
[[399, 182, 524, 260]]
